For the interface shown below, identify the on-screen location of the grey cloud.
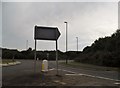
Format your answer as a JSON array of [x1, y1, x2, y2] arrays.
[[2, 2, 118, 51]]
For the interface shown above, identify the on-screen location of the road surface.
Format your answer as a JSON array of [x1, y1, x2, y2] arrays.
[[2, 59, 120, 86], [49, 61, 120, 81]]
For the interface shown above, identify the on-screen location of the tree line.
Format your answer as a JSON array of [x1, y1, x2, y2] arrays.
[[2, 47, 78, 61], [75, 29, 120, 67]]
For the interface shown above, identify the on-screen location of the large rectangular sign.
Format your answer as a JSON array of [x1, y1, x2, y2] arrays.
[[34, 26, 61, 40]]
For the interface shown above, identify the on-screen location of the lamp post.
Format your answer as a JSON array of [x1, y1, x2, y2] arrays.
[[64, 21, 68, 64], [26, 40, 28, 50], [76, 37, 78, 52]]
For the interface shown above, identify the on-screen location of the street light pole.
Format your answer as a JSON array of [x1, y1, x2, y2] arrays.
[[26, 40, 28, 50], [76, 37, 78, 52], [64, 21, 68, 64]]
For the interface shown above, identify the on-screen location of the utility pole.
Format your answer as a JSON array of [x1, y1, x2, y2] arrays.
[[64, 21, 68, 64]]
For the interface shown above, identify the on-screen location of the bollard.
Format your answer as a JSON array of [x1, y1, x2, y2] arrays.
[[41, 59, 48, 72]]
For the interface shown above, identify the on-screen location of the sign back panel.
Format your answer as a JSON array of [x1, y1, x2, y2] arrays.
[[34, 26, 61, 40]]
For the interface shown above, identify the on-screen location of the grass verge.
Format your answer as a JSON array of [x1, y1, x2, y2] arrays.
[[60, 61, 119, 71], [0, 59, 16, 64]]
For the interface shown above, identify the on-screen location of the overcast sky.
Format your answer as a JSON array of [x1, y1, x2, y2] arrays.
[[2, 2, 118, 52]]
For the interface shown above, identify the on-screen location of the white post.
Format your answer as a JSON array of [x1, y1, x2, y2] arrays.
[[64, 21, 68, 64]]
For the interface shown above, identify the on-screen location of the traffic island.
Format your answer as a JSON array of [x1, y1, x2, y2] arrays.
[[0, 61, 21, 67]]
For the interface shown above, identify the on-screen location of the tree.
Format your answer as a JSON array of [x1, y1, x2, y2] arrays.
[[75, 29, 120, 67]]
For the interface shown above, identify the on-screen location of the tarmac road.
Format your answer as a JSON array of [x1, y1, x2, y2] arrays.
[[3, 60, 41, 77], [2, 59, 120, 86], [49, 60, 120, 81]]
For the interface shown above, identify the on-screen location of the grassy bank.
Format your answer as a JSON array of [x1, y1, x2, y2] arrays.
[[60, 61, 119, 71]]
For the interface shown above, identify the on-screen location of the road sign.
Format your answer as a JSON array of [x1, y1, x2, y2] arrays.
[[34, 26, 61, 40], [34, 25, 61, 75]]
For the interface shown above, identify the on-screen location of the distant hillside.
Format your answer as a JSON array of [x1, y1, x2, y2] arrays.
[[75, 29, 120, 67]]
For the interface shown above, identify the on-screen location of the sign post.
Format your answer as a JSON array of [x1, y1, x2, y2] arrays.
[[34, 25, 61, 75], [56, 40, 58, 75], [34, 39, 37, 74]]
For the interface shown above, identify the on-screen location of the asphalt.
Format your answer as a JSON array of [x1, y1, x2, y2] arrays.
[[50, 61, 120, 81], [2, 59, 120, 86]]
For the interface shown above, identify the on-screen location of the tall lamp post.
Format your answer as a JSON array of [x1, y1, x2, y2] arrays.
[[64, 21, 68, 64], [26, 40, 28, 50], [76, 37, 78, 52]]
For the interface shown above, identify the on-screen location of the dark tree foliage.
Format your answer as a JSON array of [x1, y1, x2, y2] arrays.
[[75, 29, 120, 67], [2, 47, 72, 60]]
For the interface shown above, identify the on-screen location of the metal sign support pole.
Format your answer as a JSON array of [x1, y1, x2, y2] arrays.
[[34, 39, 37, 74], [56, 40, 58, 75]]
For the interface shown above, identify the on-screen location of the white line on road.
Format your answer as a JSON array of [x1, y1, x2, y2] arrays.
[[65, 74, 83, 76], [59, 69, 76, 74], [57, 69, 120, 82], [49, 68, 55, 71], [114, 82, 120, 85]]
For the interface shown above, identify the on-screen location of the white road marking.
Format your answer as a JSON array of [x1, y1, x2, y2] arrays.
[[49, 68, 55, 71], [53, 80, 66, 85], [65, 74, 83, 76], [60, 82, 66, 85], [54, 80, 60, 83], [114, 82, 120, 85], [57, 69, 120, 81], [59, 69, 76, 74]]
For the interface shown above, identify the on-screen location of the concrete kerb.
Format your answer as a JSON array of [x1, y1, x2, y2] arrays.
[[0, 61, 21, 67]]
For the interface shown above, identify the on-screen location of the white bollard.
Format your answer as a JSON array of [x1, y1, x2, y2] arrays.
[[37, 58, 39, 60], [41, 59, 48, 72]]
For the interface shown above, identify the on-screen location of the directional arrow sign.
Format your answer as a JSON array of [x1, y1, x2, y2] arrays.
[[34, 26, 61, 40]]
